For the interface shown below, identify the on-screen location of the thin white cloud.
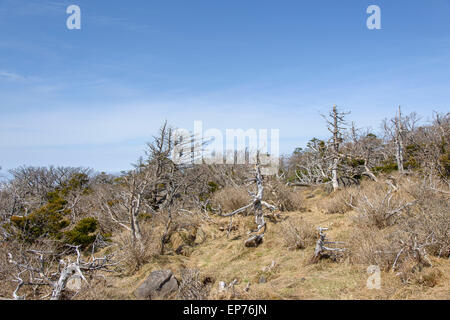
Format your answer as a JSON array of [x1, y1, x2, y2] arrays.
[[0, 70, 25, 81]]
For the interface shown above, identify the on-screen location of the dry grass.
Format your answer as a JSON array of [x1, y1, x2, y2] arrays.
[[212, 182, 303, 215], [348, 226, 402, 271], [316, 188, 358, 214], [265, 180, 304, 212], [347, 176, 449, 287], [280, 217, 316, 250], [352, 182, 416, 229], [177, 268, 212, 300], [115, 224, 160, 274], [61, 177, 449, 300], [72, 202, 449, 300], [211, 186, 251, 214]]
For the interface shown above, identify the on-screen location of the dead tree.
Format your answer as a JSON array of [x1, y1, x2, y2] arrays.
[[288, 138, 331, 186], [393, 106, 405, 173], [347, 124, 381, 182], [7, 246, 115, 300], [323, 105, 349, 191], [310, 227, 346, 263], [220, 157, 277, 247], [383, 106, 419, 174]]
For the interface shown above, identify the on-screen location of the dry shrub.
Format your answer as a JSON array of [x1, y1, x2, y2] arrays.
[[212, 181, 303, 214], [348, 227, 402, 271], [412, 268, 443, 287], [401, 187, 449, 258], [317, 187, 358, 214], [352, 182, 415, 229], [280, 217, 315, 250], [73, 273, 126, 300], [154, 209, 202, 256], [0, 241, 23, 299], [115, 225, 159, 274], [317, 194, 349, 214], [211, 186, 250, 214], [177, 269, 212, 300], [349, 226, 436, 283], [266, 180, 303, 212], [349, 178, 448, 286]]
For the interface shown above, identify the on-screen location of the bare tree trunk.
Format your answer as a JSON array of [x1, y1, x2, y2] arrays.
[[160, 210, 172, 255], [331, 158, 339, 191], [51, 263, 84, 300], [220, 155, 277, 247], [330, 105, 344, 191], [129, 193, 143, 244], [363, 163, 378, 182], [395, 106, 405, 173]]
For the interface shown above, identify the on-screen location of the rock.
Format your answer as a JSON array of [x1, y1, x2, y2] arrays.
[[194, 228, 206, 245], [134, 270, 179, 300], [258, 276, 267, 284], [244, 235, 263, 247], [66, 275, 82, 291]]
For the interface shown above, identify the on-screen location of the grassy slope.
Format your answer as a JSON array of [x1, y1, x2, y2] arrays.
[[103, 190, 449, 300]]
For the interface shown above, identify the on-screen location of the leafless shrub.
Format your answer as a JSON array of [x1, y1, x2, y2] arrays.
[[349, 225, 444, 287], [0, 242, 23, 299], [177, 269, 211, 300], [280, 218, 315, 250], [317, 194, 349, 215], [4, 242, 115, 300], [352, 182, 416, 229], [211, 186, 250, 214], [349, 178, 448, 283], [154, 208, 202, 255], [408, 267, 443, 287], [266, 180, 303, 212], [348, 227, 404, 271], [115, 225, 158, 274], [316, 187, 358, 214], [401, 185, 449, 258]]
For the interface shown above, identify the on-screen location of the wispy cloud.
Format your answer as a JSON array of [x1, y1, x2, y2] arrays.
[[0, 70, 45, 83], [0, 0, 67, 17], [0, 70, 26, 81]]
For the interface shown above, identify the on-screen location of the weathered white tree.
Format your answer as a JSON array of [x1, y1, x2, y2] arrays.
[[347, 124, 383, 182], [393, 106, 405, 173], [311, 227, 346, 264], [323, 105, 349, 191], [383, 106, 421, 174], [8, 245, 115, 300], [219, 155, 277, 247]]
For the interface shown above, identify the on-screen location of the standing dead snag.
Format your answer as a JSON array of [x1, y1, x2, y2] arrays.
[[323, 105, 350, 191], [383, 106, 419, 175], [219, 159, 277, 247], [393, 106, 405, 173], [311, 227, 346, 263]]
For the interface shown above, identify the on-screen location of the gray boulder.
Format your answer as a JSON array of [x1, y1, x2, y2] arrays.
[[134, 270, 178, 300]]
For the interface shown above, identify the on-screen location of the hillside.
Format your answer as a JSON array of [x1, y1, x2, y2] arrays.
[[76, 184, 449, 300], [1, 110, 448, 301]]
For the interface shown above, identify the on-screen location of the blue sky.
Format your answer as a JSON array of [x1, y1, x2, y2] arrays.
[[0, 0, 449, 173]]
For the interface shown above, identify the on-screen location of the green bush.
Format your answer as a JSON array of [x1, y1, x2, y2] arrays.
[[10, 191, 70, 243], [64, 217, 99, 249], [374, 159, 398, 174]]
